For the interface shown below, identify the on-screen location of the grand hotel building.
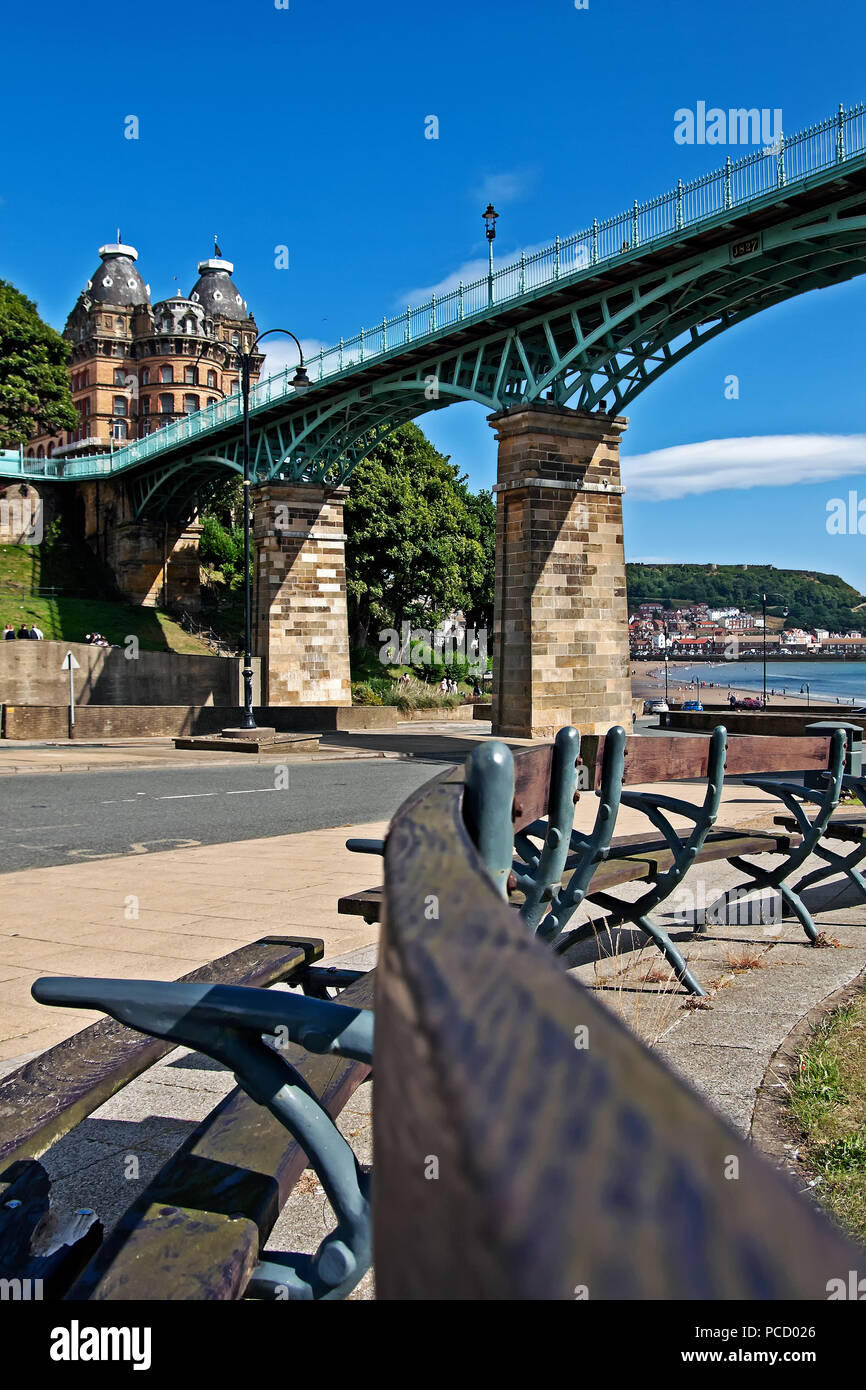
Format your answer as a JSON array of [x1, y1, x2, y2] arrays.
[[31, 241, 264, 459]]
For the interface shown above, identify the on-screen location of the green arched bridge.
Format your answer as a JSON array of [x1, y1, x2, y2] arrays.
[[4, 102, 866, 521]]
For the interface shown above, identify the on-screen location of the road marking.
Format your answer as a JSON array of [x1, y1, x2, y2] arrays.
[[101, 798, 139, 804], [225, 788, 281, 795], [155, 793, 219, 800], [0, 823, 85, 834]]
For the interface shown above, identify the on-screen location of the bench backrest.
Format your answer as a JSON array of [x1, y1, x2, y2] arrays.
[[587, 730, 836, 789], [508, 730, 836, 832], [375, 768, 859, 1298]]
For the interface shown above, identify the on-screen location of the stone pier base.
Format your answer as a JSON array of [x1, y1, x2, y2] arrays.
[[77, 479, 201, 613], [490, 404, 632, 739], [253, 483, 352, 706]]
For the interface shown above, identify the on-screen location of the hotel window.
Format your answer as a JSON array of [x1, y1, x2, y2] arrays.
[[114, 368, 126, 385], [184, 394, 199, 415], [207, 369, 217, 388], [111, 420, 127, 441], [113, 396, 126, 416], [160, 365, 173, 383], [141, 368, 150, 385], [184, 366, 196, 384], [141, 397, 150, 414], [159, 393, 174, 414]]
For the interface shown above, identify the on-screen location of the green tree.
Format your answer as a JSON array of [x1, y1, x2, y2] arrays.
[[344, 423, 488, 648], [198, 514, 245, 586], [463, 488, 496, 631], [0, 280, 76, 447]]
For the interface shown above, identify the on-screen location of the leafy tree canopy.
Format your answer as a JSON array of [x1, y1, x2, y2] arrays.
[[344, 422, 492, 647], [0, 280, 76, 447]]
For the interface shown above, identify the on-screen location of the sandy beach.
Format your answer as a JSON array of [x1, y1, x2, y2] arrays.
[[631, 659, 816, 707]]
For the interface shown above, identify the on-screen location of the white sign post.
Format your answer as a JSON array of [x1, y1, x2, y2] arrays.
[[61, 650, 81, 739]]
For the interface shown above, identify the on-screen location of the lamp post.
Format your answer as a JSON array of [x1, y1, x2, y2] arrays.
[[195, 327, 310, 729], [663, 618, 670, 705], [483, 203, 499, 306], [761, 593, 768, 707]]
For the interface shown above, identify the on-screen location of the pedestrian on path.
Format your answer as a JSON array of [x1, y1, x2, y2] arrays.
[[3, 623, 15, 640]]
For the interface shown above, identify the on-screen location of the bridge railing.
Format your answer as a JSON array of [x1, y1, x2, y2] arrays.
[[9, 101, 866, 480]]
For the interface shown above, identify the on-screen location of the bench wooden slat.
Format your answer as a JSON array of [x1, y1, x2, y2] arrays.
[[0, 936, 324, 1174], [338, 827, 797, 924], [68, 972, 374, 1301], [775, 809, 866, 842], [337, 887, 383, 921]]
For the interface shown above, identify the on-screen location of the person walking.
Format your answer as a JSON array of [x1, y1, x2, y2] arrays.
[[16, 622, 30, 639], [31, 623, 43, 640], [3, 623, 15, 640]]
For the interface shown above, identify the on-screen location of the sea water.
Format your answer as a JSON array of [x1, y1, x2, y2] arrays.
[[666, 660, 866, 705]]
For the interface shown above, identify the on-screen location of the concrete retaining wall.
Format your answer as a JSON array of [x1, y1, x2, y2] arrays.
[[0, 640, 260, 707]]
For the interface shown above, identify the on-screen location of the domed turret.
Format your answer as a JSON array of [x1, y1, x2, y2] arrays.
[[85, 243, 150, 307], [189, 257, 248, 320]]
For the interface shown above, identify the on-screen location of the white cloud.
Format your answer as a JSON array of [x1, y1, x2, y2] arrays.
[[478, 171, 532, 206], [399, 236, 559, 308], [621, 434, 866, 501]]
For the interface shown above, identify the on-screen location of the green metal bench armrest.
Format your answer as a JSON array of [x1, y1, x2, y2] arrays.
[[32, 976, 372, 1301]]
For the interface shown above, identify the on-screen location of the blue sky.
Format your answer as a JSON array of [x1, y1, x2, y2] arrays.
[[3, 0, 866, 588]]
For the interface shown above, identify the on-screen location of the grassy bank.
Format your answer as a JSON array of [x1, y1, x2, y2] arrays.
[[786, 988, 866, 1243], [0, 542, 212, 654]]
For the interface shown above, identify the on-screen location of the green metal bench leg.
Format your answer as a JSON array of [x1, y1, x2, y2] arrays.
[[557, 887, 707, 996], [704, 854, 819, 943], [793, 840, 866, 903], [632, 912, 707, 997], [702, 727, 846, 944]]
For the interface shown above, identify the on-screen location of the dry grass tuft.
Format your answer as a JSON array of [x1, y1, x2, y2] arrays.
[[724, 945, 768, 973]]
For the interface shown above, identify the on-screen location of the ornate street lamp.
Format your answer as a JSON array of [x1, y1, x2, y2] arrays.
[[483, 203, 499, 305]]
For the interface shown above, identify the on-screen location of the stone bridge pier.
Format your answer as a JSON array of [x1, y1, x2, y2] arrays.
[[77, 479, 202, 614], [252, 483, 352, 707], [490, 404, 632, 739]]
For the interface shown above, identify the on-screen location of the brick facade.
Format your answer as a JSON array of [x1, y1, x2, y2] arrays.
[[253, 483, 352, 706], [490, 404, 632, 738]]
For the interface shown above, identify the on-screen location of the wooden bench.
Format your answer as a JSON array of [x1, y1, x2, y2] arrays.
[[372, 749, 861, 1298], [340, 726, 849, 995], [1, 936, 373, 1300], [17, 723, 863, 1299]]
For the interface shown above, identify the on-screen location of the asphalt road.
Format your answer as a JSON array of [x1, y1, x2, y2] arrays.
[[0, 758, 445, 873]]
